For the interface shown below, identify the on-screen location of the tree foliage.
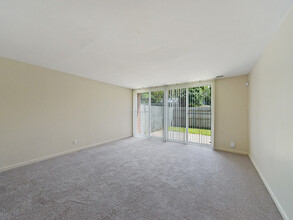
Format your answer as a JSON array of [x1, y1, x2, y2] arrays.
[[140, 86, 211, 107], [188, 86, 211, 107], [151, 91, 164, 104]]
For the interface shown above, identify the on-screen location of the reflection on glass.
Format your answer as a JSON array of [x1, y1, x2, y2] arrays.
[[151, 91, 164, 138], [137, 92, 149, 135]]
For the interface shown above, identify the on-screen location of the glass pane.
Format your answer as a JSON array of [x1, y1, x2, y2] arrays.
[[167, 88, 186, 143], [151, 91, 164, 138], [137, 92, 149, 136], [188, 86, 211, 145]]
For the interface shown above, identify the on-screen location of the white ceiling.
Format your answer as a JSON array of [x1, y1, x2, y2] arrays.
[[0, 0, 292, 89]]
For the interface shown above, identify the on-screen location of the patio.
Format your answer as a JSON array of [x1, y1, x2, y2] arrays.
[[151, 130, 212, 145]]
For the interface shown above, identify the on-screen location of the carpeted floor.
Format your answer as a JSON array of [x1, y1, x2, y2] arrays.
[[0, 137, 282, 220]]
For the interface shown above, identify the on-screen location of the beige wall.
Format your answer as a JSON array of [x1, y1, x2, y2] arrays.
[[215, 75, 249, 155], [0, 57, 133, 171], [249, 6, 293, 220]]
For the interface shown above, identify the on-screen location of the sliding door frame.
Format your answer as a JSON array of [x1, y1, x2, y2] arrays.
[[133, 80, 215, 148]]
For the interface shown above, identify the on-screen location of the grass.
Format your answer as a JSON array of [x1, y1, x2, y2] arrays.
[[168, 127, 211, 136]]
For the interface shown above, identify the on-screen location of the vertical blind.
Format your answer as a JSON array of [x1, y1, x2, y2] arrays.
[[188, 86, 212, 145], [167, 88, 186, 143]]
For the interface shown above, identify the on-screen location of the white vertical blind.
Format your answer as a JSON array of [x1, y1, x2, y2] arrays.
[[167, 88, 186, 143]]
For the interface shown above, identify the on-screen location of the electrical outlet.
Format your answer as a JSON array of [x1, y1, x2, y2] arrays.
[[230, 141, 236, 148], [73, 139, 78, 145]]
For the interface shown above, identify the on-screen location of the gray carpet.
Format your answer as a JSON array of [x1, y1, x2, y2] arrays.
[[0, 137, 282, 220]]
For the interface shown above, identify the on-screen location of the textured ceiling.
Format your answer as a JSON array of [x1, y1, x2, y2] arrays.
[[0, 0, 292, 88]]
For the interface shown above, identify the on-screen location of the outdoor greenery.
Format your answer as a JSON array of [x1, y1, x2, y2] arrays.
[[151, 91, 164, 104], [140, 86, 211, 107], [174, 86, 211, 107], [140, 92, 149, 104], [168, 127, 211, 136], [188, 86, 211, 107]]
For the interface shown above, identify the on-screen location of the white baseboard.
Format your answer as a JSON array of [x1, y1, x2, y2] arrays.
[[249, 154, 288, 220], [0, 136, 131, 173], [214, 147, 248, 155]]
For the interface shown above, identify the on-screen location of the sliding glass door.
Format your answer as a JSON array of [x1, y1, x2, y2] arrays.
[[188, 86, 212, 145], [134, 81, 214, 147]]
